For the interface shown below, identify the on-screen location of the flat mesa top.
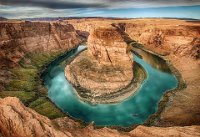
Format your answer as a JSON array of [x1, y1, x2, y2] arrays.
[[90, 27, 124, 41]]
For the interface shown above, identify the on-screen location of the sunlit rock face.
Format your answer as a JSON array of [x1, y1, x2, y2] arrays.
[[0, 97, 71, 137], [1, 97, 200, 137], [65, 26, 133, 101], [87, 27, 133, 67], [0, 21, 80, 68]]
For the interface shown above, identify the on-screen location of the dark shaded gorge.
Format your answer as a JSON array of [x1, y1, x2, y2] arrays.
[[41, 45, 178, 127]]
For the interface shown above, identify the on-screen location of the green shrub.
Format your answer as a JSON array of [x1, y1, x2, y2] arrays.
[[0, 91, 36, 104], [6, 80, 36, 91], [11, 68, 37, 81], [29, 97, 65, 119]]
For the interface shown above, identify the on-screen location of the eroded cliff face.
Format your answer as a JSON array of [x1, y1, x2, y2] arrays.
[[65, 26, 134, 103], [87, 27, 133, 67], [0, 21, 81, 91], [68, 19, 200, 58], [0, 97, 200, 137], [123, 20, 200, 58], [0, 21, 81, 68]]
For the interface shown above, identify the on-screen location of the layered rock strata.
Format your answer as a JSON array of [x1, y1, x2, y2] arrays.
[[65, 27, 135, 103], [123, 20, 200, 57], [0, 21, 81, 68], [69, 18, 200, 58], [0, 97, 72, 137], [0, 21, 81, 90]]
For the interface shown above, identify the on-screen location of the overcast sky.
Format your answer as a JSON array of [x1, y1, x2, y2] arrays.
[[0, 0, 200, 19]]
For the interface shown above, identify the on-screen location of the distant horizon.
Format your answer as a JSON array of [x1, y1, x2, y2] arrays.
[[2, 16, 200, 21], [21, 16, 200, 20]]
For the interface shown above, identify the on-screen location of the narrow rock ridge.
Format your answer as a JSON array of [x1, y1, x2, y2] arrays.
[[65, 26, 137, 103]]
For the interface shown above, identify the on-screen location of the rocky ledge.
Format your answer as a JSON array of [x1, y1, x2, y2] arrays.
[[65, 26, 145, 103], [1, 97, 200, 137]]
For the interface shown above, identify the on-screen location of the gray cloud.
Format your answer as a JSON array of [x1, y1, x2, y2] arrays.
[[0, 0, 106, 9], [0, 0, 200, 19], [0, 0, 200, 9]]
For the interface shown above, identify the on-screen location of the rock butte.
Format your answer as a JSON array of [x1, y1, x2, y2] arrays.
[[65, 26, 137, 103]]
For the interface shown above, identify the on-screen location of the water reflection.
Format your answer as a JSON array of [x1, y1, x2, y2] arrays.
[[42, 46, 178, 127], [134, 48, 171, 73]]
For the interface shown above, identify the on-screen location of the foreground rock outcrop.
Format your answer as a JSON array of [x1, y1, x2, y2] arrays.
[[65, 26, 135, 103], [1, 97, 200, 137], [0, 97, 72, 137]]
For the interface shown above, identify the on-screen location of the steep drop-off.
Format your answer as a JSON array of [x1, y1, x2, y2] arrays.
[[0, 21, 81, 91], [123, 19, 200, 58], [0, 21, 80, 68]]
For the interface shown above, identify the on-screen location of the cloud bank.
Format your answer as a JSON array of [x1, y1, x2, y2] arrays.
[[0, 0, 200, 19]]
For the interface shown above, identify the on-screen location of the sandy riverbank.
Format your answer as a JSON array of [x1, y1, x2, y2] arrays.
[[157, 55, 200, 126]]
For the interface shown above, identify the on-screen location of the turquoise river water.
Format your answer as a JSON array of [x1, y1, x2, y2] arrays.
[[42, 45, 178, 127]]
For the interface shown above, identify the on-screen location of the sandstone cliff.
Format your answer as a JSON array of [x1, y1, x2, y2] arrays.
[[0, 21, 81, 68], [0, 21, 81, 91], [87, 27, 133, 67], [0, 97, 200, 137], [123, 19, 200, 58], [0, 97, 73, 137], [67, 19, 200, 58]]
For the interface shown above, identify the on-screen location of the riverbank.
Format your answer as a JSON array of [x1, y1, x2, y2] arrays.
[[157, 55, 200, 126], [139, 46, 186, 126], [138, 44, 200, 126]]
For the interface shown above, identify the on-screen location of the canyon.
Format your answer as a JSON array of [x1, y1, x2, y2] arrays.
[[68, 18, 200, 126], [0, 18, 200, 137]]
